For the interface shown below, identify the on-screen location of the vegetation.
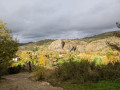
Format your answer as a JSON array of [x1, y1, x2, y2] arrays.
[[1, 20, 120, 89], [23, 47, 120, 89], [19, 39, 54, 51], [61, 80, 120, 90], [33, 66, 46, 80], [81, 31, 119, 43], [55, 61, 120, 82], [0, 19, 18, 76], [32, 60, 120, 90], [13, 49, 120, 69]]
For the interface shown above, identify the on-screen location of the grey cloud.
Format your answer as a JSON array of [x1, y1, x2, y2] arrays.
[[0, 0, 120, 43]]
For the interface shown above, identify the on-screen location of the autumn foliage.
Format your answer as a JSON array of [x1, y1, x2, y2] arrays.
[[0, 19, 18, 76]]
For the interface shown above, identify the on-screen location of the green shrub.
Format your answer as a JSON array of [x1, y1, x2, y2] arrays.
[[0, 64, 9, 76], [72, 57, 80, 62], [56, 59, 65, 65], [92, 56, 104, 66]]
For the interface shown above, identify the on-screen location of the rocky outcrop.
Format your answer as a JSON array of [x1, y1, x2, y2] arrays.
[[49, 40, 87, 52], [48, 39, 77, 52], [48, 39, 65, 51], [48, 36, 120, 52], [64, 44, 76, 52], [86, 39, 107, 51], [85, 37, 120, 51], [77, 41, 88, 52], [63, 40, 76, 52]]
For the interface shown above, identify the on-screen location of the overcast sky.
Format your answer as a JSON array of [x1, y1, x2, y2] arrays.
[[0, 0, 120, 43]]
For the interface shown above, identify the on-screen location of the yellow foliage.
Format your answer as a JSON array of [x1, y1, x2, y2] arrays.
[[78, 51, 120, 65], [113, 51, 119, 56], [109, 56, 119, 64], [11, 63, 16, 67], [39, 55, 47, 66], [19, 51, 30, 62], [101, 56, 109, 65], [17, 49, 120, 66]]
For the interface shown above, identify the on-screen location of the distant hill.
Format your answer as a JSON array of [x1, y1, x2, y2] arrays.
[[19, 42, 34, 46], [19, 31, 120, 52]]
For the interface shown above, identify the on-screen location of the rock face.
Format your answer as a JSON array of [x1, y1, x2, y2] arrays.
[[48, 39, 65, 51], [48, 36, 120, 52], [64, 44, 76, 52], [86, 39, 107, 51], [49, 40, 87, 52], [63, 41, 76, 52], [86, 37, 120, 51], [48, 39, 77, 52], [77, 41, 88, 52]]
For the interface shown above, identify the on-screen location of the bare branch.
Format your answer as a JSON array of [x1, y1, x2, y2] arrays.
[[116, 22, 120, 28]]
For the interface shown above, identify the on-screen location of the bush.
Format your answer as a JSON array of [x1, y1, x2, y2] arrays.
[[56, 59, 65, 66], [54, 60, 99, 83], [98, 62, 120, 80], [7, 65, 21, 74], [52, 60, 120, 84], [92, 56, 104, 66], [33, 66, 47, 81], [32, 59, 120, 85]]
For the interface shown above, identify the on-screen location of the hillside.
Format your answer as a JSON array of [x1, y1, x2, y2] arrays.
[[19, 42, 34, 46], [19, 30, 120, 52], [19, 39, 54, 51], [79, 30, 120, 43]]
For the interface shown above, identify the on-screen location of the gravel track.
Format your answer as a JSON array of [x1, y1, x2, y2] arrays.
[[0, 72, 63, 90]]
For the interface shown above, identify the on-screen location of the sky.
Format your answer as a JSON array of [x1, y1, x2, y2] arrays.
[[0, 0, 120, 43]]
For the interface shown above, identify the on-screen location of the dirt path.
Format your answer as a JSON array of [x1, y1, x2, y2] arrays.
[[0, 72, 63, 90]]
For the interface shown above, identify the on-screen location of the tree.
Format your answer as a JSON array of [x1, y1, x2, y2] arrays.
[[0, 19, 18, 76]]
